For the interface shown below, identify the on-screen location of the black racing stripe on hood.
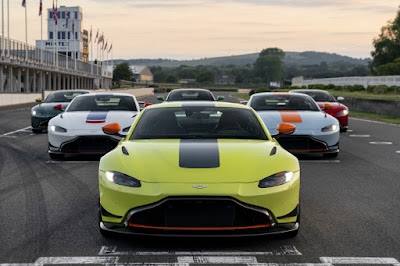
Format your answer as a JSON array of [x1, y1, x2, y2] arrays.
[[179, 139, 220, 168]]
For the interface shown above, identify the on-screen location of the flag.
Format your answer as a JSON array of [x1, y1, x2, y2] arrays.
[[104, 42, 108, 51], [22, 0, 26, 7], [108, 43, 112, 53], [95, 30, 99, 42], [72, 19, 75, 32], [65, 10, 69, 28], [39, 0, 42, 15], [52, 1, 58, 25], [89, 27, 92, 43], [98, 35, 104, 44]]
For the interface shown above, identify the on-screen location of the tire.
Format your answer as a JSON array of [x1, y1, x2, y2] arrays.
[[32, 128, 42, 133], [49, 153, 64, 160], [323, 152, 338, 159], [340, 128, 348, 133]]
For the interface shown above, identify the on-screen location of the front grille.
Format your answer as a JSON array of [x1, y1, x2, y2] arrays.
[[61, 136, 119, 153], [127, 198, 271, 233], [38, 119, 50, 128], [276, 135, 328, 152]]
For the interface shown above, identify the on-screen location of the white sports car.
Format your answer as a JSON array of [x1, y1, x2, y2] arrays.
[[248, 92, 340, 158], [48, 93, 140, 159]]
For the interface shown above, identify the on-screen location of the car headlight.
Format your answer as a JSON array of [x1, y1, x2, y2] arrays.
[[105, 171, 141, 187], [258, 171, 293, 188], [336, 110, 348, 116], [321, 124, 338, 132], [32, 110, 38, 116], [50, 125, 67, 133]]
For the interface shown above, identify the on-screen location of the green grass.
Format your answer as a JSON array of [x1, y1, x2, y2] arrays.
[[327, 90, 400, 101], [233, 92, 250, 100], [349, 110, 400, 125]]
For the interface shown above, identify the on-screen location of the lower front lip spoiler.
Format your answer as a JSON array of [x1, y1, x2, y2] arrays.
[[99, 222, 299, 238]]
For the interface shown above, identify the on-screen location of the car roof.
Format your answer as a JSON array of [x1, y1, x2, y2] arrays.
[[169, 88, 212, 92], [49, 90, 90, 94], [290, 89, 328, 93], [146, 101, 250, 110], [75, 92, 136, 98]]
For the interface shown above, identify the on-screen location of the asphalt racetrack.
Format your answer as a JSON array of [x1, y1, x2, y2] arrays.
[[0, 91, 399, 265]]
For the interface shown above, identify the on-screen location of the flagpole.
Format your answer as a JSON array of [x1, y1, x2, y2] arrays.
[[66, 10, 68, 69], [2, 0, 4, 57], [55, 0, 58, 67], [90, 25, 93, 74], [24, 0, 28, 61], [41, 1, 43, 64], [7, 0, 9, 56]]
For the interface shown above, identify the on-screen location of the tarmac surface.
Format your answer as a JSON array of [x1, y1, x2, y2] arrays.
[[0, 91, 399, 265]]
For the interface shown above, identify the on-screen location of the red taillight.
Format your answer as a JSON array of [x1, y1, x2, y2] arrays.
[[53, 104, 63, 110], [144, 103, 153, 107]]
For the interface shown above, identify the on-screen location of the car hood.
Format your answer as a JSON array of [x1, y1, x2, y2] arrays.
[[50, 111, 138, 130], [100, 139, 299, 183], [256, 110, 338, 134], [32, 102, 69, 116]]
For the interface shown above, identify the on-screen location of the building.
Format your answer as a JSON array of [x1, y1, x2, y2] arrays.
[[36, 6, 86, 61], [130, 66, 153, 83]]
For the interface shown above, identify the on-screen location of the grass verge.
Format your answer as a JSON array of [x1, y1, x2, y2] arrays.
[[349, 110, 400, 125]]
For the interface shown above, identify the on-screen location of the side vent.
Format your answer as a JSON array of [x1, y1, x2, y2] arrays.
[[122, 146, 129, 156], [270, 147, 277, 156]]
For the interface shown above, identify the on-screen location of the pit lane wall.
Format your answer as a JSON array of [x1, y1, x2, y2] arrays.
[[0, 88, 155, 107], [341, 97, 400, 116]]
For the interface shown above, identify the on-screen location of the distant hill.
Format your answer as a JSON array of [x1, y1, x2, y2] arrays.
[[111, 51, 371, 68]]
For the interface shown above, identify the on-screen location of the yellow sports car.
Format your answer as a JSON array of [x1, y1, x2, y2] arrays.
[[98, 102, 300, 237]]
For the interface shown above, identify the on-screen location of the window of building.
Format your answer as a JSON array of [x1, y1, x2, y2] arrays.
[[61, 12, 65, 19], [61, 32, 66, 40], [75, 12, 78, 19], [68, 32, 70, 40], [75, 32, 78, 40], [58, 32, 61, 39], [49, 11, 53, 19], [49, 32, 53, 40]]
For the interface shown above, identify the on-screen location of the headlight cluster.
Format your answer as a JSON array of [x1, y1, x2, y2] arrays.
[[105, 171, 141, 187], [321, 124, 338, 132], [50, 125, 67, 133], [32, 110, 39, 116], [259, 171, 293, 188], [336, 110, 348, 116]]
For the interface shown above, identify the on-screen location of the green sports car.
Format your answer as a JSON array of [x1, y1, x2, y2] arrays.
[[99, 102, 300, 237], [31, 90, 89, 133]]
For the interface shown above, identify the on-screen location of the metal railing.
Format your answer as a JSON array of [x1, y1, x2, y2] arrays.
[[0, 36, 112, 78]]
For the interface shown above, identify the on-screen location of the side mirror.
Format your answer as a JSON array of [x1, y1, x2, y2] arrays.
[[36, 98, 42, 103], [323, 103, 333, 110], [157, 96, 164, 101], [217, 96, 224, 101], [53, 104, 64, 111], [144, 103, 153, 107], [102, 123, 121, 136], [277, 123, 296, 135], [337, 96, 344, 102]]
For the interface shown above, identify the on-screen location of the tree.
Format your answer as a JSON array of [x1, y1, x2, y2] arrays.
[[113, 62, 133, 81], [150, 66, 168, 82], [253, 51, 285, 83], [371, 8, 400, 72], [196, 70, 215, 83], [166, 75, 178, 83], [259, 47, 286, 58]]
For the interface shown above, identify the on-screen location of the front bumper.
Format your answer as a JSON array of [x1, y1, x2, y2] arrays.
[[48, 135, 120, 155], [31, 116, 52, 130], [100, 197, 299, 237], [276, 135, 339, 154]]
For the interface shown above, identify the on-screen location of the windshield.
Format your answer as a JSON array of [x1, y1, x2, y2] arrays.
[[67, 95, 137, 112], [293, 91, 336, 102], [250, 94, 320, 111], [130, 107, 268, 140], [44, 91, 88, 103], [167, 90, 215, 101]]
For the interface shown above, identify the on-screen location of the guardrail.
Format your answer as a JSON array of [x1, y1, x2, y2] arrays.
[[0, 36, 112, 78]]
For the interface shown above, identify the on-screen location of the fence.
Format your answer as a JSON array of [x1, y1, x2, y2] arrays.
[[0, 36, 111, 77]]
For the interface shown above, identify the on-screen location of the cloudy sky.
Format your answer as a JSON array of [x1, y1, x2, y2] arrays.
[[4, 0, 400, 60]]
